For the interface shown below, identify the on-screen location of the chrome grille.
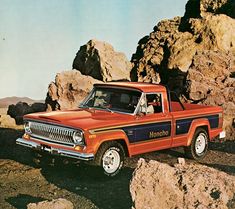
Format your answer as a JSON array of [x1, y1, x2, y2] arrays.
[[29, 121, 75, 146]]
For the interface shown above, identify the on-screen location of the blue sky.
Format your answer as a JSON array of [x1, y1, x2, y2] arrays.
[[0, 0, 188, 99]]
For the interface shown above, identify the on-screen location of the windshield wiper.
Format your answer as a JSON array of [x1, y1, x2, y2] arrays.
[[93, 105, 113, 113], [103, 107, 113, 113]]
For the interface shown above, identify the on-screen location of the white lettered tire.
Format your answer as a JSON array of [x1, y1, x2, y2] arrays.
[[94, 141, 124, 176]]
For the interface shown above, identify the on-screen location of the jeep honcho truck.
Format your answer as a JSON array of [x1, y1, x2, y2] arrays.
[[17, 82, 225, 176]]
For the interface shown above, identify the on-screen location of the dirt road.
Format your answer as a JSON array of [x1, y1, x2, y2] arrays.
[[0, 127, 234, 209]]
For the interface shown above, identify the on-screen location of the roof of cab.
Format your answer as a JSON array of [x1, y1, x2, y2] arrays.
[[94, 82, 167, 93]]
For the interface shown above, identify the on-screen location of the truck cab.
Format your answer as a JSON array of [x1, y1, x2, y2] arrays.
[[16, 82, 225, 176]]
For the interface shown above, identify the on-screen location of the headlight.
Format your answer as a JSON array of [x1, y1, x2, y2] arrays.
[[73, 131, 83, 144], [24, 121, 31, 134]]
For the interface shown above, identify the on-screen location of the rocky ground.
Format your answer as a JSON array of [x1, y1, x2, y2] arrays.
[[0, 124, 234, 209]]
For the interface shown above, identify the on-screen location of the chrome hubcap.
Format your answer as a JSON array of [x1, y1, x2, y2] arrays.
[[195, 133, 207, 154], [102, 149, 120, 174]]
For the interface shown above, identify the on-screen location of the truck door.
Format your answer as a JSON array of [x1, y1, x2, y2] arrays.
[[127, 93, 173, 155]]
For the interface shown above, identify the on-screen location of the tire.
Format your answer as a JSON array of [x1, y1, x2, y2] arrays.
[[184, 128, 209, 160], [93, 141, 125, 177]]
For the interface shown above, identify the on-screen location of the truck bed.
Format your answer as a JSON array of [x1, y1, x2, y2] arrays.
[[170, 101, 216, 112]]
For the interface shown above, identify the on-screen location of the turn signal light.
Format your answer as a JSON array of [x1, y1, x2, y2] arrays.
[[74, 145, 82, 151], [23, 133, 30, 140]]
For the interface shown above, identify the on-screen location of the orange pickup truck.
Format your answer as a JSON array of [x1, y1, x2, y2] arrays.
[[16, 82, 225, 176]]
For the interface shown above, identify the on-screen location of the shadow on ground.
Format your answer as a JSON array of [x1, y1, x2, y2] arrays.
[[41, 164, 133, 209], [0, 127, 234, 209], [209, 141, 235, 154], [6, 194, 46, 209]]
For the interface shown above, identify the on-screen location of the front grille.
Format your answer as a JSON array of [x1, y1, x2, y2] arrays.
[[29, 121, 76, 146]]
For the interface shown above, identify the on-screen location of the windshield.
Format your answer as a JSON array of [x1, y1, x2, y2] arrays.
[[81, 87, 142, 114]]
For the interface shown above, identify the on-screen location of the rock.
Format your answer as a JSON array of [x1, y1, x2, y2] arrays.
[[178, 157, 186, 166], [7, 102, 47, 125], [130, 159, 235, 209], [131, 14, 235, 83], [27, 198, 74, 209], [46, 70, 102, 111], [73, 39, 132, 82], [0, 114, 18, 128], [185, 51, 235, 139], [30, 103, 47, 113], [184, 0, 235, 19], [131, 0, 235, 139]]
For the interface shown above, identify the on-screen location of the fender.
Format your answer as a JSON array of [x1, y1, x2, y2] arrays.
[[89, 129, 131, 156], [186, 118, 211, 146]]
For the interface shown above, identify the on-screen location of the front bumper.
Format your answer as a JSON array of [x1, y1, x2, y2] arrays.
[[16, 138, 94, 161]]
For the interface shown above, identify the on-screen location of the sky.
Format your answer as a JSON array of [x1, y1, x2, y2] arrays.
[[0, 0, 188, 100]]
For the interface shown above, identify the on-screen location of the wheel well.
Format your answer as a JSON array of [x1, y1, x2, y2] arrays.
[[187, 125, 209, 146], [98, 139, 129, 157], [116, 139, 129, 157], [196, 125, 209, 135]]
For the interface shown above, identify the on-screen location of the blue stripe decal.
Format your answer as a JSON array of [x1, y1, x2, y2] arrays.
[[207, 115, 219, 128], [176, 114, 219, 135], [122, 121, 171, 143]]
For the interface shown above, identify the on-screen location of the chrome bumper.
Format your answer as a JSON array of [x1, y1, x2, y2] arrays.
[[16, 138, 94, 161]]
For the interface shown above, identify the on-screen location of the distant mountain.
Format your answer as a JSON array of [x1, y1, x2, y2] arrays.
[[0, 96, 44, 108]]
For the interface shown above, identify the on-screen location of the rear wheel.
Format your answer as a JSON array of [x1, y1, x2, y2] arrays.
[[94, 141, 125, 176], [184, 128, 209, 160]]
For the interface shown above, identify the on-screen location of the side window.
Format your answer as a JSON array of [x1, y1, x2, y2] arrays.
[[146, 93, 163, 114], [138, 93, 163, 115]]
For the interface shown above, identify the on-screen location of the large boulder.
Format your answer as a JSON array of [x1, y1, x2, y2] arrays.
[[73, 39, 132, 82], [130, 159, 235, 209], [131, 14, 235, 83], [46, 70, 102, 111], [131, 0, 235, 139], [7, 102, 47, 125], [184, 0, 235, 19], [0, 114, 18, 128], [185, 51, 235, 139]]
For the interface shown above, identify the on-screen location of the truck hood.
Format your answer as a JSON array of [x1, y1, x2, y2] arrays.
[[24, 108, 135, 131]]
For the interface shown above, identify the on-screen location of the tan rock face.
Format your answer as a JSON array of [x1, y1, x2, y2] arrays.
[[0, 114, 17, 128], [184, 0, 235, 19], [131, 15, 235, 83], [73, 39, 132, 82], [27, 198, 74, 209], [46, 70, 102, 111], [130, 159, 235, 209], [186, 51, 235, 139], [131, 0, 235, 139]]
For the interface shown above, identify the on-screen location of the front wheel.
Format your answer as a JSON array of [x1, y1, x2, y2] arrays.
[[94, 142, 125, 177], [184, 128, 209, 160]]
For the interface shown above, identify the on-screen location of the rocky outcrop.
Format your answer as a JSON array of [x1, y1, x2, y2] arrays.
[[73, 39, 132, 82], [184, 0, 235, 19], [27, 198, 74, 209], [7, 102, 47, 125], [131, 0, 235, 139], [185, 50, 235, 139], [131, 5, 235, 83], [0, 114, 18, 128], [130, 159, 235, 209], [46, 70, 102, 111]]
